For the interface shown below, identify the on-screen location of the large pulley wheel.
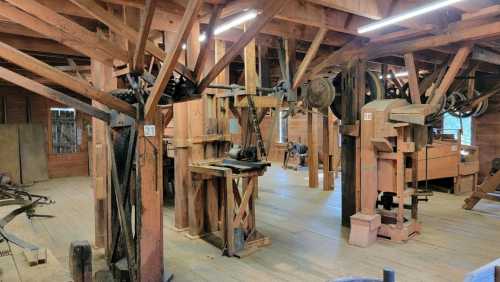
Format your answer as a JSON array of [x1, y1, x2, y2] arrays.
[[304, 77, 335, 115], [330, 70, 383, 119]]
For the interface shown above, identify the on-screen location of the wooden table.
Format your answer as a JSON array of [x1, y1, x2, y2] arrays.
[[189, 159, 271, 257]]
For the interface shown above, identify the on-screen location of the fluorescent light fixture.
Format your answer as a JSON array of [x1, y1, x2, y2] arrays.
[[199, 32, 207, 42], [181, 43, 187, 50], [51, 107, 75, 112], [195, 10, 258, 44], [358, 0, 464, 34], [379, 71, 409, 79], [214, 10, 258, 35]]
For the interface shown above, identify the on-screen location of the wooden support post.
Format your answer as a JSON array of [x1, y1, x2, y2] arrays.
[[323, 113, 332, 191], [90, 60, 115, 252], [215, 40, 230, 156], [241, 23, 258, 144], [187, 21, 206, 238], [332, 118, 340, 179], [242, 24, 259, 198], [225, 173, 235, 256], [173, 102, 190, 230], [136, 113, 164, 281], [340, 60, 365, 226], [355, 61, 366, 213], [308, 107, 319, 188], [404, 53, 421, 104]]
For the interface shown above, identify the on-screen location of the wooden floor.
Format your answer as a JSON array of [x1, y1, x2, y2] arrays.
[[1, 164, 500, 281]]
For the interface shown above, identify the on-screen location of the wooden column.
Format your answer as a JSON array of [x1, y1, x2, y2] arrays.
[[186, 21, 206, 238], [355, 61, 366, 213], [308, 107, 319, 188], [137, 113, 164, 281], [215, 39, 230, 157], [90, 60, 115, 251], [242, 24, 259, 198], [322, 113, 332, 191], [332, 118, 340, 179], [341, 60, 365, 226], [173, 101, 189, 230]]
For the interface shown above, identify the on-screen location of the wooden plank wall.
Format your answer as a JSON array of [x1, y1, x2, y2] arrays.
[[474, 95, 500, 181], [0, 87, 90, 178]]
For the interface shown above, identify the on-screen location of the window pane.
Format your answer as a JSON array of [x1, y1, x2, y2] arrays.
[[442, 113, 471, 145], [51, 108, 78, 153]]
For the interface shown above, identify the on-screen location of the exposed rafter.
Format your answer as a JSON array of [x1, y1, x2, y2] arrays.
[[0, 41, 135, 116], [0, 2, 114, 65], [69, 0, 195, 81], [144, 0, 204, 119], [6, 0, 128, 64], [132, 0, 157, 72], [194, 4, 223, 81], [197, 0, 289, 94], [0, 66, 110, 121], [293, 26, 327, 89]]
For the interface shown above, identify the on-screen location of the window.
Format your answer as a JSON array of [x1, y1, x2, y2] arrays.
[[442, 113, 472, 145], [51, 107, 79, 153]]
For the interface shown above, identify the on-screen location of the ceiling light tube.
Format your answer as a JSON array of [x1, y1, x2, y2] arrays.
[[379, 71, 409, 79], [214, 10, 258, 35], [196, 10, 258, 44], [358, 0, 464, 34]]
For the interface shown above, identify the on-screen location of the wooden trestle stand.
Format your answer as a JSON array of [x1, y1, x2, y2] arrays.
[[189, 159, 271, 257], [349, 99, 435, 247]]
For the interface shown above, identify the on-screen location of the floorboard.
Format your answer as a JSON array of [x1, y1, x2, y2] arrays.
[[1, 165, 499, 281]]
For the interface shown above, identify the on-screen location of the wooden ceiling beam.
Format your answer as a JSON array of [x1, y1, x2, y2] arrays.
[[197, 0, 289, 94], [307, 20, 500, 78], [132, 0, 156, 71], [403, 52, 421, 104], [0, 41, 135, 116], [5, 0, 128, 64], [69, 0, 195, 81], [144, 0, 204, 120], [0, 33, 83, 56], [292, 26, 327, 89], [305, 0, 387, 20], [194, 4, 222, 81], [429, 45, 472, 105], [0, 2, 114, 65], [0, 66, 110, 121]]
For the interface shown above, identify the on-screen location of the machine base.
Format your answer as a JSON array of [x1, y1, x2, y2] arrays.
[[349, 213, 381, 247], [378, 220, 421, 242]]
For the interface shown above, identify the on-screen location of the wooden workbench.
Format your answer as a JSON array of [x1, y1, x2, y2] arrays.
[[189, 159, 271, 257]]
